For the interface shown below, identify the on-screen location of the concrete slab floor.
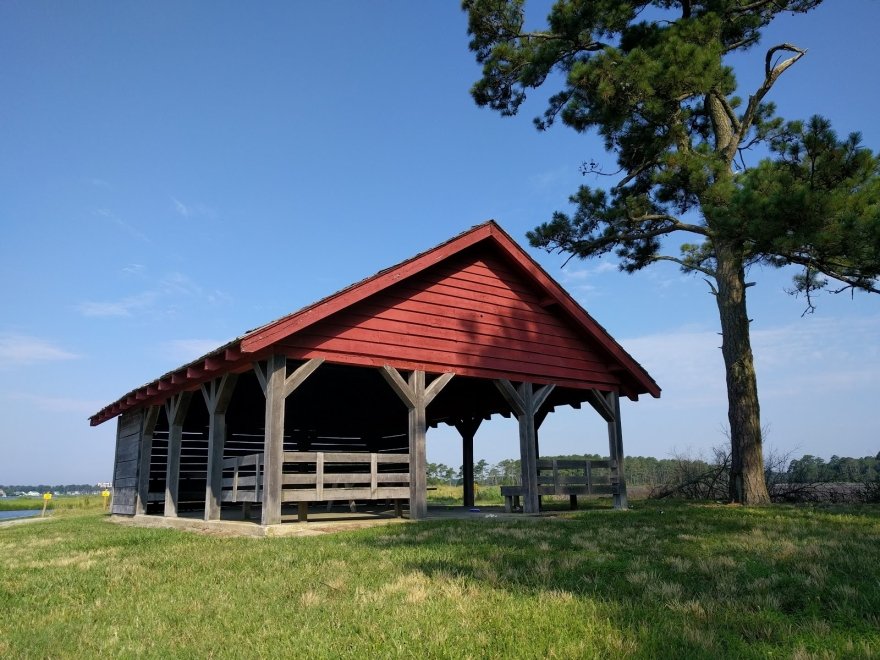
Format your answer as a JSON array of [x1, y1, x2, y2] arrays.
[[110, 504, 540, 538]]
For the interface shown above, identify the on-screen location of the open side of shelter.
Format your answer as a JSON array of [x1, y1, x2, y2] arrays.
[[94, 221, 660, 528]]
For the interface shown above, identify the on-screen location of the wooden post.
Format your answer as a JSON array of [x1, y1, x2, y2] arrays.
[[494, 380, 555, 514], [136, 406, 160, 515], [258, 354, 286, 526], [380, 366, 454, 520], [454, 417, 482, 508], [201, 374, 238, 521], [606, 391, 628, 509], [254, 356, 323, 527], [409, 372, 428, 519], [164, 392, 193, 518]]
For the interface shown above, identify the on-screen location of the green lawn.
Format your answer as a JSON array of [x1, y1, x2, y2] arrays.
[[1, 501, 878, 658]]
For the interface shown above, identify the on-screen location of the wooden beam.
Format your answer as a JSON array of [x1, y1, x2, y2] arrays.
[[606, 391, 628, 509], [380, 366, 454, 520], [204, 356, 225, 371], [493, 380, 555, 514], [380, 365, 417, 409], [202, 374, 238, 521], [517, 383, 539, 514], [494, 379, 525, 417], [408, 370, 428, 519], [586, 388, 616, 422], [252, 361, 269, 396], [136, 405, 160, 516], [532, 383, 555, 413], [424, 372, 454, 406], [282, 358, 324, 399], [261, 354, 286, 526], [454, 416, 482, 508], [164, 391, 192, 518]]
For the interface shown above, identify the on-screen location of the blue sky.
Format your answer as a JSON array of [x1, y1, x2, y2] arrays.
[[1, 1, 877, 484]]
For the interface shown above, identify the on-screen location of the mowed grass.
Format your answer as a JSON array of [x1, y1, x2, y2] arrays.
[[1, 502, 878, 658]]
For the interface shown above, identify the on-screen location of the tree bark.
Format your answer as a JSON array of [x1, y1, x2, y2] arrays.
[[714, 244, 771, 505]]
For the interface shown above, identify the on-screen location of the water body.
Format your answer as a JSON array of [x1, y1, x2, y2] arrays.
[[0, 509, 42, 521]]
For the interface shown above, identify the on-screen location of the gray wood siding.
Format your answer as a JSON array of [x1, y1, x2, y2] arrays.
[[112, 409, 143, 515]]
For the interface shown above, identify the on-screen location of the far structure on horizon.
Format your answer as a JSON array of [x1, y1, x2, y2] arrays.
[[89, 221, 660, 529]]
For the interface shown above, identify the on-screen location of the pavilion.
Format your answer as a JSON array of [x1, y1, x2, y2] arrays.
[[90, 221, 660, 528]]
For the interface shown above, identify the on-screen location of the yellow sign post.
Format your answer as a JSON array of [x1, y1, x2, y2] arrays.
[[41, 492, 52, 517], [102, 489, 111, 510]]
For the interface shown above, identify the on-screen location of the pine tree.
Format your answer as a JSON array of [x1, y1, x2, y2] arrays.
[[463, 0, 880, 503]]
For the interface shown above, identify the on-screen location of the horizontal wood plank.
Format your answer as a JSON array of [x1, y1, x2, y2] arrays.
[[298, 320, 606, 372], [114, 459, 138, 480], [282, 486, 410, 503], [283, 334, 620, 388]]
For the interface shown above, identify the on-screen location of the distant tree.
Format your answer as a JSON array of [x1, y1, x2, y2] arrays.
[[427, 462, 454, 485], [495, 458, 521, 485], [464, 0, 880, 504], [473, 459, 490, 484], [787, 455, 823, 483]]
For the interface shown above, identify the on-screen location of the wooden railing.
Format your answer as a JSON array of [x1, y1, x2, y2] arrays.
[[221, 453, 263, 503], [501, 458, 618, 512], [281, 451, 410, 503], [219, 451, 410, 507]]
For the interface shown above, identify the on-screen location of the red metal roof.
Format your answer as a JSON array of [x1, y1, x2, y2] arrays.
[[89, 221, 659, 426]]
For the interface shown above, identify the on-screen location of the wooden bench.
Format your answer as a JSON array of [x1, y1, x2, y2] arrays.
[[501, 458, 618, 512]]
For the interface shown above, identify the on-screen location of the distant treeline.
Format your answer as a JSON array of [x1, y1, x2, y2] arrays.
[[429, 452, 880, 487], [0, 484, 105, 495], [784, 454, 880, 483]]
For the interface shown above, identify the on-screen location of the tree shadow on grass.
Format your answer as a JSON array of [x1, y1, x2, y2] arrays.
[[353, 501, 880, 658]]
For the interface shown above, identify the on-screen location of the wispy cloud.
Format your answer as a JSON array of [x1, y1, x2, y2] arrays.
[[171, 197, 216, 219], [621, 315, 880, 410], [3, 392, 102, 414], [87, 177, 111, 188], [76, 272, 230, 319], [76, 292, 158, 318], [95, 208, 151, 243], [121, 263, 146, 278], [160, 338, 228, 364], [0, 334, 80, 365], [560, 260, 620, 297], [528, 166, 576, 191]]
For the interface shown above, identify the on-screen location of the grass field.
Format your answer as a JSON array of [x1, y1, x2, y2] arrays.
[[0, 495, 106, 512], [1, 500, 878, 658]]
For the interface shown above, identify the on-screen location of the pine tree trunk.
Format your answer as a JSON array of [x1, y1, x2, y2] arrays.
[[714, 244, 771, 505]]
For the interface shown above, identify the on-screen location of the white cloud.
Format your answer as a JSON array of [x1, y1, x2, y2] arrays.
[[0, 334, 80, 365]]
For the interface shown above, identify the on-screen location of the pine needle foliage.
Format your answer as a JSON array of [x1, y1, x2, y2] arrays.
[[463, 0, 880, 504]]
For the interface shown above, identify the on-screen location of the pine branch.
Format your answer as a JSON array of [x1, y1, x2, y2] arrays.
[[648, 255, 717, 278], [738, 44, 806, 148]]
